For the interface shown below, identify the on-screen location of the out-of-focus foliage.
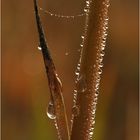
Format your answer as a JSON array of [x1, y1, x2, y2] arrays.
[[2, 0, 138, 140]]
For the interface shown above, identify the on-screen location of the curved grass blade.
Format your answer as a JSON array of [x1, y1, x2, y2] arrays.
[[33, 0, 70, 139]]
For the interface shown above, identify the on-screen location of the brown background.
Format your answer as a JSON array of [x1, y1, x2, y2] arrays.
[[2, 0, 139, 140]]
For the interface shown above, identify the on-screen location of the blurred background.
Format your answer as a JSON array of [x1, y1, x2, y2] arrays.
[[2, 0, 139, 140]]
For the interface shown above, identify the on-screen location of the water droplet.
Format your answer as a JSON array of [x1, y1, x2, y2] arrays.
[[106, 3, 110, 7], [81, 35, 84, 39], [98, 55, 103, 63], [86, 0, 90, 5], [78, 63, 80, 67], [72, 106, 79, 117], [98, 68, 102, 75], [80, 44, 84, 47], [38, 46, 42, 50], [76, 75, 87, 93], [95, 83, 99, 89], [89, 131, 93, 135], [75, 70, 79, 76], [47, 101, 56, 120], [101, 46, 105, 51], [100, 51, 105, 56], [65, 52, 69, 56], [95, 91, 99, 97], [94, 97, 98, 103], [86, 3, 90, 7], [74, 89, 77, 93], [99, 63, 103, 67], [84, 8, 89, 13], [86, 1, 89, 4]]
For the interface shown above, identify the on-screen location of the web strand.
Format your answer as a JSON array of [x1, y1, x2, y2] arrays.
[[39, 7, 86, 19]]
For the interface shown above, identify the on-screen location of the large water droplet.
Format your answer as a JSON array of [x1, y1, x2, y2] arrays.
[[47, 101, 56, 120]]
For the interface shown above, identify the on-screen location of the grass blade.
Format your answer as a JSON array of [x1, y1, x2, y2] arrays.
[[33, 0, 70, 139]]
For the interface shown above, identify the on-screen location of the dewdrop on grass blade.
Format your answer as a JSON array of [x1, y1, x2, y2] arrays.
[[37, 46, 42, 50], [47, 101, 56, 120]]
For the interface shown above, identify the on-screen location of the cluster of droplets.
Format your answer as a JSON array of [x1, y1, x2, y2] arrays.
[[54, 119, 61, 140], [95, 0, 109, 85], [86, 90, 99, 140], [39, 7, 85, 19]]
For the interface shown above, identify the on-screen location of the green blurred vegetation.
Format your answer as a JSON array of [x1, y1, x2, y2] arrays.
[[2, 0, 139, 140]]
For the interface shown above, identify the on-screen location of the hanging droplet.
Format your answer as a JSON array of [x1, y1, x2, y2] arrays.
[[46, 101, 56, 120], [76, 75, 87, 93], [38, 46, 42, 50], [72, 106, 80, 117]]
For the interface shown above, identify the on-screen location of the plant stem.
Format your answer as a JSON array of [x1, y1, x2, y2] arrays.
[[71, 0, 110, 139]]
